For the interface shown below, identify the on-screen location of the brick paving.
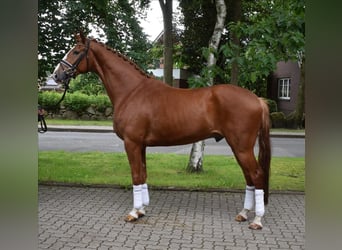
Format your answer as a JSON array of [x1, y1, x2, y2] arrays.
[[39, 185, 304, 250]]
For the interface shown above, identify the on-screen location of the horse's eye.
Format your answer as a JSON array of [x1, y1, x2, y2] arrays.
[[73, 51, 80, 55]]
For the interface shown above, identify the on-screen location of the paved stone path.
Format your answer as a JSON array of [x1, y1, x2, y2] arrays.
[[39, 185, 304, 250]]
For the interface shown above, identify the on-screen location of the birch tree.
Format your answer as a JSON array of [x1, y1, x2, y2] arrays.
[[186, 0, 227, 172]]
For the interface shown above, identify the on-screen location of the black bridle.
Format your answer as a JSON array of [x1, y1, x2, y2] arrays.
[[55, 40, 90, 106]]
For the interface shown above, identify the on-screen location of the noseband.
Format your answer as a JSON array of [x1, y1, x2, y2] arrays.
[[60, 39, 90, 81]]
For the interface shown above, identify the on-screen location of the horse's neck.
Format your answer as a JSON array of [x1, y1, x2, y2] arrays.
[[89, 43, 146, 106]]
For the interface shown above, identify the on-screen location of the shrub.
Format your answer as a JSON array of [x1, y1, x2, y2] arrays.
[[38, 91, 112, 117], [93, 95, 111, 113], [63, 92, 95, 114], [286, 111, 304, 129], [270, 112, 286, 128], [38, 91, 63, 112], [38, 91, 113, 119], [264, 98, 278, 113]]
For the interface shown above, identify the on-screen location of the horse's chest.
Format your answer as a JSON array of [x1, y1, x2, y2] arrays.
[[113, 113, 141, 136], [113, 116, 125, 136]]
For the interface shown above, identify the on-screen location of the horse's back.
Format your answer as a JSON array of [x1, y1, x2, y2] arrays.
[[211, 84, 260, 105]]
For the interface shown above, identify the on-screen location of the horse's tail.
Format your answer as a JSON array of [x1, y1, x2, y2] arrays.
[[258, 98, 271, 205]]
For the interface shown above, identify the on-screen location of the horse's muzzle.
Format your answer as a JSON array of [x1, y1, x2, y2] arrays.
[[51, 69, 68, 83]]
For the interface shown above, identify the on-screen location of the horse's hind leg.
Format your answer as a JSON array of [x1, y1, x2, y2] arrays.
[[233, 149, 266, 230]]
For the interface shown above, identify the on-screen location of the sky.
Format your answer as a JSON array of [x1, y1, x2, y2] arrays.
[[139, 0, 180, 42]]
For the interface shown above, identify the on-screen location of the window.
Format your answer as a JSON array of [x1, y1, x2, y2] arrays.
[[278, 78, 291, 100]]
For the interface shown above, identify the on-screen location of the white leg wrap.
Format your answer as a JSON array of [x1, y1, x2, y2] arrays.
[[238, 208, 249, 220], [238, 185, 255, 219], [244, 185, 255, 210], [133, 185, 143, 210], [129, 208, 139, 219], [255, 189, 265, 217], [252, 215, 263, 226], [142, 183, 149, 206]]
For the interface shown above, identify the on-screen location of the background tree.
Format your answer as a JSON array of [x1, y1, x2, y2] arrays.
[[158, 0, 174, 86], [38, 0, 72, 81], [223, 0, 305, 96], [178, 0, 217, 75], [186, 0, 227, 173], [38, 0, 152, 84], [227, 0, 242, 85], [179, 0, 304, 97]]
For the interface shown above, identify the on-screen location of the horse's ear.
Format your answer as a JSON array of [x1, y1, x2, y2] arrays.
[[75, 30, 87, 44]]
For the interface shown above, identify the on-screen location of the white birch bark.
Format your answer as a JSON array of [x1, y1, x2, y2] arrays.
[[187, 0, 227, 172]]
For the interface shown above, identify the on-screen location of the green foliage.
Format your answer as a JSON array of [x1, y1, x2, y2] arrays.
[[233, 0, 303, 87], [102, 0, 153, 71], [38, 91, 111, 115], [187, 75, 207, 89], [148, 44, 164, 68], [38, 0, 152, 80], [187, 64, 225, 88], [178, 0, 217, 74], [38, 91, 63, 111], [147, 37, 187, 69], [265, 98, 278, 113], [69, 73, 106, 95], [270, 112, 286, 128], [92, 94, 112, 113], [179, 0, 305, 96], [221, 0, 304, 93], [285, 111, 303, 129], [63, 92, 95, 114]]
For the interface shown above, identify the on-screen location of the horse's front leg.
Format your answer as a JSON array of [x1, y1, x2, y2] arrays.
[[123, 140, 149, 222]]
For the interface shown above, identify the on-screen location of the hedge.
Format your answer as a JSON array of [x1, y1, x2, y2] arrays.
[[38, 91, 112, 115], [38, 91, 63, 111], [264, 98, 277, 113], [270, 112, 286, 128]]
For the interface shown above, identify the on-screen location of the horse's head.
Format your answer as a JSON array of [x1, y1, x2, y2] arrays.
[[52, 32, 90, 84]]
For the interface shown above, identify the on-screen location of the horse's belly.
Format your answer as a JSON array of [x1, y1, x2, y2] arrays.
[[145, 125, 215, 146]]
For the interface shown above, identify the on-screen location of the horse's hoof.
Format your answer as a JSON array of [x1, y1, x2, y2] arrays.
[[248, 222, 263, 230], [235, 214, 247, 222], [124, 214, 138, 222], [137, 211, 145, 218]]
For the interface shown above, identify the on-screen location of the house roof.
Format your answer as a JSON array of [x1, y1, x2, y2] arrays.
[[152, 28, 183, 45]]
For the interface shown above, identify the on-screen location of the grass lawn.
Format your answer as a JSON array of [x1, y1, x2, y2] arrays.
[[39, 151, 304, 192], [45, 118, 113, 126]]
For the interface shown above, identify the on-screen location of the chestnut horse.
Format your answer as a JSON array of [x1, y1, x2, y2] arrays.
[[52, 33, 271, 230]]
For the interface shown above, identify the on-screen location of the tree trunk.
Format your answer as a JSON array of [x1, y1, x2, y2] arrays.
[[230, 0, 242, 85], [295, 55, 305, 128], [187, 0, 227, 173], [159, 0, 173, 86], [186, 140, 205, 173]]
